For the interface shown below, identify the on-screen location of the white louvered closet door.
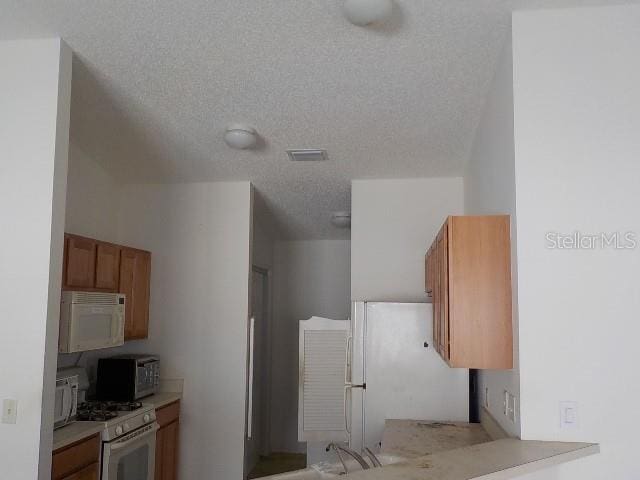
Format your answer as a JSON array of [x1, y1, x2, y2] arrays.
[[298, 317, 350, 443]]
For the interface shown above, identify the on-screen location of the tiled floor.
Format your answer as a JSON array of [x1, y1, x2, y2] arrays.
[[248, 452, 307, 479]]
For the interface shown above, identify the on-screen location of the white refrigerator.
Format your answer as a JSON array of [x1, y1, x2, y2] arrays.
[[299, 302, 469, 463]]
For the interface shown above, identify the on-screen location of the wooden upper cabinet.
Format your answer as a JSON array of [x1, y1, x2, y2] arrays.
[[62, 233, 151, 341], [95, 242, 121, 290], [63, 235, 96, 289], [425, 215, 513, 370], [120, 248, 151, 340]]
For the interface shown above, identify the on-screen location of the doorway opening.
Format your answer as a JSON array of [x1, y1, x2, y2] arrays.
[[245, 193, 352, 479]]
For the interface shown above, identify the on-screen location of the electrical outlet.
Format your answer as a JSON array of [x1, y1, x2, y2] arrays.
[[2, 399, 17, 424], [503, 390, 509, 416], [560, 401, 579, 429], [503, 390, 517, 422]]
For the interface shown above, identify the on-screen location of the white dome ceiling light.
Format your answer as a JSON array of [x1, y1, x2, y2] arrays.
[[331, 211, 351, 228], [343, 0, 393, 26], [224, 123, 258, 149]]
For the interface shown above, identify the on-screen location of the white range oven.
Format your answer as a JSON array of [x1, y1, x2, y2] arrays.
[[102, 416, 158, 480], [77, 401, 158, 480]]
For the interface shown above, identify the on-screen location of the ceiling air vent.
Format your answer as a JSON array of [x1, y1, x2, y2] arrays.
[[286, 149, 328, 162]]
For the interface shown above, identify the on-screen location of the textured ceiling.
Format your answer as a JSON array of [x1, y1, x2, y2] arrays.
[[0, 0, 631, 239]]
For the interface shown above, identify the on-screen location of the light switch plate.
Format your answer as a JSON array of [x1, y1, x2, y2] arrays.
[[560, 401, 579, 429], [2, 399, 17, 424]]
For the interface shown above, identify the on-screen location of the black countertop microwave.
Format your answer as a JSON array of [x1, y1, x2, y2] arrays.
[[96, 355, 160, 401]]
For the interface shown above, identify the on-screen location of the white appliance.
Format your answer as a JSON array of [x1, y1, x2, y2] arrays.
[[54, 372, 78, 430], [100, 405, 158, 480], [299, 302, 469, 462], [59, 291, 125, 353]]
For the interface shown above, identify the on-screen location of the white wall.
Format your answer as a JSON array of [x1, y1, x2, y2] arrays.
[[271, 240, 351, 453], [113, 181, 253, 480], [510, 5, 640, 479], [253, 217, 275, 271], [0, 38, 71, 480], [64, 143, 121, 242], [351, 178, 464, 302], [57, 144, 124, 370], [245, 211, 276, 471], [464, 35, 521, 437]]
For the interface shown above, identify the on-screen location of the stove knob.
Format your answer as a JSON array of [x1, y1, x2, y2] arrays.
[[143, 414, 151, 423], [115, 425, 123, 436], [124, 423, 130, 431]]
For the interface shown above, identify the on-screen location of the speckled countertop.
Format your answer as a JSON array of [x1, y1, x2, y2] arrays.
[[381, 419, 492, 458], [52, 421, 104, 451], [346, 438, 598, 480], [145, 391, 182, 410]]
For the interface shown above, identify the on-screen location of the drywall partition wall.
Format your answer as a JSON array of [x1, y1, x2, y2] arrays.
[[511, 5, 640, 479], [0, 39, 71, 479], [114, 181, 252, 480], [64, 143, 122, 242], [245, 210, 276, 473], [58, 143, 123, 371], [464, 36, 520, 437], [271, 240, 351, 453], [351, 178, 464, 302]]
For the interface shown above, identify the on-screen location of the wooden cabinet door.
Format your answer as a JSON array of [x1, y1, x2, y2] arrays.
[[95, 243, 120, 291], [156, 402, 180, 480], [119, 248, 151, 340], [161, 421, 179, 480], [155, 425, 166, 480], [61, 463, 99, 480], [64, 235, 96, 288], [439, 221, 450, 361], [156, 423, 179, 480], [432, 235, 441, 355], [425, 247, 434, 295], [52, 434, 100, 480]]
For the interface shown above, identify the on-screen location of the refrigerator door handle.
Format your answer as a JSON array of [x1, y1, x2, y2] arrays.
[[344, 335, 352, 433], [345, 335, 352, 385], [344, 385, 351, 434]]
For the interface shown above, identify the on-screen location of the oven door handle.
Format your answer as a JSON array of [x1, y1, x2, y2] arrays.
[[109, 423, 159, 452]]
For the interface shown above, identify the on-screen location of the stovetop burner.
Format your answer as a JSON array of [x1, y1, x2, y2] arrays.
[[77, 400, 144, 421]]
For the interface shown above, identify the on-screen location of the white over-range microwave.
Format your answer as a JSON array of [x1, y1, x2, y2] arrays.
[[59, 291, 126, 353]]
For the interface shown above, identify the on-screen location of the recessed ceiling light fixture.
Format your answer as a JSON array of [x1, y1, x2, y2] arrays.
[[331, 211, 351, 228], [343, 0, 393, 26], [224, 123, 258, 149], [287, 149, 328, 162]]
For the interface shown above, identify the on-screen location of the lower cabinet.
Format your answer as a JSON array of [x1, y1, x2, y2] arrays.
[[52, 434, 100, 480], [61, 463, 99, 480], [155, 401, 180, 480]]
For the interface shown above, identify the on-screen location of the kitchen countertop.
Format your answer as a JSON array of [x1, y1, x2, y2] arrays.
[[52, 390, 182, 451], [381, 420, 492, 458], [144, 391, 182, 409], [345, 438, 599, 480], [52, 421, 104, 452]]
